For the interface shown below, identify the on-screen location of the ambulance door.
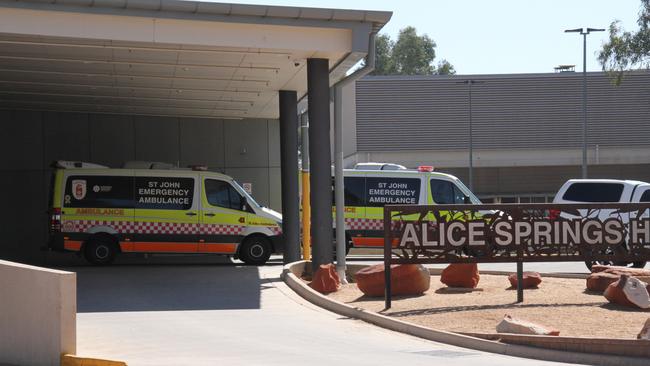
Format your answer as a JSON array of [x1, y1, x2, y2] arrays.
[[133, 173, 199, 253], [429, 177, 467, 221], [199, 177, 248, 254]]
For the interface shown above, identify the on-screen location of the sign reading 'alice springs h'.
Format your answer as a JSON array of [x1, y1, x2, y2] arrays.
[[385, 203, 650, 263], [399, 218, 650, 248]]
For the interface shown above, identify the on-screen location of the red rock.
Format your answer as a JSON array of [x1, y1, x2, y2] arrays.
[[638, 318, 650, 340], [496, 314, 560, 336], [508, 272, 542, 289], [354, 264, 430, 297], [586, 272, 621, 292], [309, 263, 340, 294], [592, 265, 650, 277], [440, 263, 480, 288], [603, 275, 650, 309]]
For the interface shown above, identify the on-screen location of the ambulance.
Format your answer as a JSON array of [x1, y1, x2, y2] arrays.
[[48, 161, 282, 265], [337, 165, 482, 250]]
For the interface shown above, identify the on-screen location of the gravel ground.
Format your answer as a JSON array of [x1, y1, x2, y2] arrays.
[[328, 274, 650, 338]]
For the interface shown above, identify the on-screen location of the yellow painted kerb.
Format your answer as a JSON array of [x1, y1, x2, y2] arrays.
[[61, 354, 127, 366]]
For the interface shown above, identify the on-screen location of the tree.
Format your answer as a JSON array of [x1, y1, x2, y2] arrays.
[[371, 26, 455, 75], [374, 34, 395, 75], [599, 0, 650, 82]]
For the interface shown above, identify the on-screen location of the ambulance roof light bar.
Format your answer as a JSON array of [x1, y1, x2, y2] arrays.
[[53, 160, 109, 169], [417, 165, 435, 172]]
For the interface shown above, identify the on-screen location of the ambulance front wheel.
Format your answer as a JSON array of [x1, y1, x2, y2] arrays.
[[84, 234, 118, 265], [239, 236, 271, 265]]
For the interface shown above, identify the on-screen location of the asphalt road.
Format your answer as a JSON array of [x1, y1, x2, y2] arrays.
[[67, 255, 582, 366]]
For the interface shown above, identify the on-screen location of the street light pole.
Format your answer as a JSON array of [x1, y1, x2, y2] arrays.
[[457, 79, 483, 191], [565, 27, 605, 179]]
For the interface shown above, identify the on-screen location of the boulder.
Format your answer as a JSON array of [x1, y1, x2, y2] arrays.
[[508, 271, 542, 289], [440, 263, 480, 288], [496, 314, 560, 336], [603, 275, 650, 309], [309, 263, 340, 294], [355, 264, 430, 297], [591, 265, 650, 277], [586, 272, 621, 292]]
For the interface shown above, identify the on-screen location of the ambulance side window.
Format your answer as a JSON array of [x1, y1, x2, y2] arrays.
[[430, 179, 465, 204], [345, 177, 366, 206], [205, 179, 244, 211], [64, 175, 134, 208]]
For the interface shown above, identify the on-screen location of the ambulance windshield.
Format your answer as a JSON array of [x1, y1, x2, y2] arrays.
[[231, 180, 263, 208], [454, 180, 482, 204]]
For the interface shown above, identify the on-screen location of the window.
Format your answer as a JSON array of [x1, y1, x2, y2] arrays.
[[332, 177, 366, 206], [562, 183, 624, 202], [429, 179, 466, 204], [135, 177, 194, 210], [365, 177, 420, 207], [640, 190, 650, 202], [205, 179, 244, 211], [64, 175, 134, 208]]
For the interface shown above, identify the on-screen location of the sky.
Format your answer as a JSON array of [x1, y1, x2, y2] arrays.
[[220, 0, 644, 75]]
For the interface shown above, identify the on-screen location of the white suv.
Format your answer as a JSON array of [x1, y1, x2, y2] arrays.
[[553, 179, 650, 269]]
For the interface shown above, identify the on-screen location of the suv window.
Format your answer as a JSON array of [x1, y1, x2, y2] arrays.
[[430, 179, 466, 204], [365, 177, 420, 207], [640, 190, 650, 202], [562, 183, 624, 202], [205, 179, 244, 211], [64, 175, 134, 208], [135, 177, 194, 210]]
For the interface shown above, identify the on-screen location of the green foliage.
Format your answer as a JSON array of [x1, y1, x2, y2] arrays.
[[599, 0, 650, 83], [372, 26, 455, 76]]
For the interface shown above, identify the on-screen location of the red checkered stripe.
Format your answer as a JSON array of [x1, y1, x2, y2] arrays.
[[63, 220, 133, 233], [135, 222, 200, 235], [63, 220, 279, 236], [344, 218, 384, 231], [201, 224, 244, 235], [344, 218, 402, 231]]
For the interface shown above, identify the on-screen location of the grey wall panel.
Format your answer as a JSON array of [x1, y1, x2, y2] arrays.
[[268, 167, 282, 211], [89, 114, 135, 167], [225, 167, 270, 208], [224, 119, 270, 168], [1, 110, 43, 170], [356, 72, 650, 152], [134, 116, 180, 164], [43, 112, 90, 167], [267, 119, 281, 167], [179, 117, 224, 170], [0, 170, 46, 263]]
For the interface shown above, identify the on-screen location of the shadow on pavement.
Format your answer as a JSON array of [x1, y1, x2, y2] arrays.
[[56, 255, 284, 313]]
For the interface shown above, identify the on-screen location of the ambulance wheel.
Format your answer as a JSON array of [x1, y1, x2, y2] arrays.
[[84, 234, 117, 265], [239, 236, 271, 265]]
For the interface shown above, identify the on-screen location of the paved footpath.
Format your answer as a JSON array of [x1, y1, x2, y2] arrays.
[[70, 257, 579, 366]]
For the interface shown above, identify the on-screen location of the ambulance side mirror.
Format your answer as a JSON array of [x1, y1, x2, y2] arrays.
[[464, 196, 471, 204]]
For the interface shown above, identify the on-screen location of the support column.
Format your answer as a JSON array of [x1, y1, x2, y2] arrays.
[[307, 58, 333, 270], [279, 90, 300, 264]]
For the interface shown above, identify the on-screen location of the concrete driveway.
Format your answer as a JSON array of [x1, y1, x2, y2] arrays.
[[64, 255, 577, 366]]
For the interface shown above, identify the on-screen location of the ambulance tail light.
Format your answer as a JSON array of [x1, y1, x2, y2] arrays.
[[418, 165, 434, 172], [50, 208, 61, 232]]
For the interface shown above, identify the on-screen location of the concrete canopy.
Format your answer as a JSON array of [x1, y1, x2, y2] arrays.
[[0, 0, 391, 119]]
